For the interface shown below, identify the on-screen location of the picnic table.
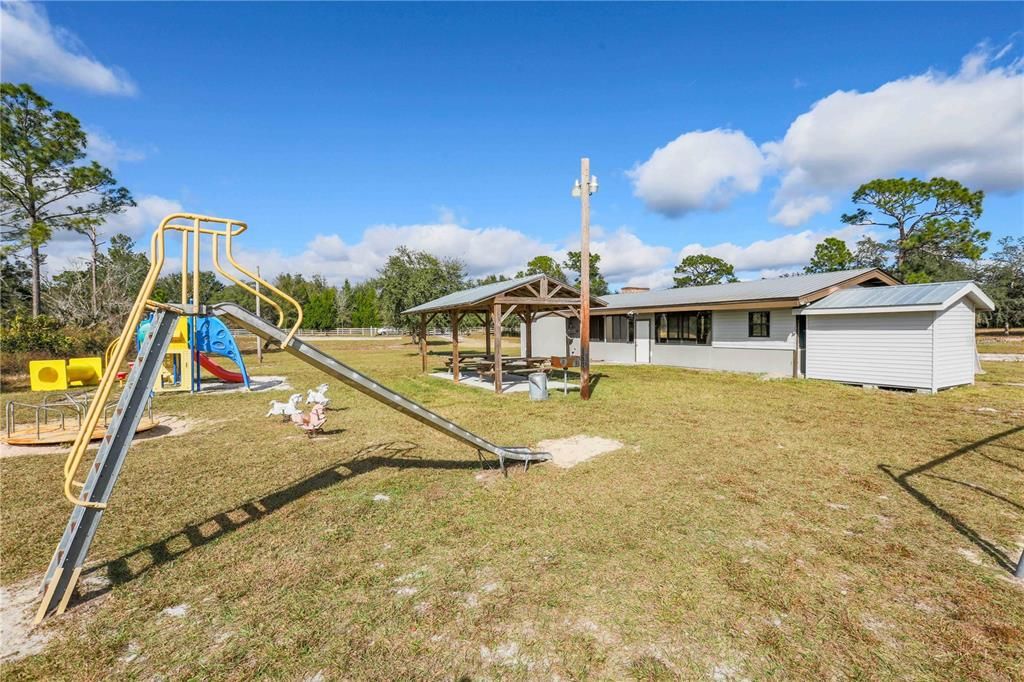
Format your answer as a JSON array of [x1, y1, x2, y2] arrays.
[[444, 355, 553, 377]]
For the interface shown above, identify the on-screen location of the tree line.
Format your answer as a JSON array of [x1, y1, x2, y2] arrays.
[[671, 178, 1022, 331]]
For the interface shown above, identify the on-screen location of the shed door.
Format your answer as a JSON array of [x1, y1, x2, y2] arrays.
[[635, 319, 651, 364]]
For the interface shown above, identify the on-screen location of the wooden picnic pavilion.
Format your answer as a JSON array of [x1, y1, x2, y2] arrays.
[[403, 274, 606, 393]]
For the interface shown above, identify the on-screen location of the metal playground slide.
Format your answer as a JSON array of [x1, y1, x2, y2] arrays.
[[35, 213, 549, 623]]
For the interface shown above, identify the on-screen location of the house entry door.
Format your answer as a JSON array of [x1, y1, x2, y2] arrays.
[[635, 319, 651, 363]]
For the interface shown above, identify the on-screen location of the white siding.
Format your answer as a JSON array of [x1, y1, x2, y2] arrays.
[[932, 299, 976, 389], [712, 310, 795, 350], [805, 312, 934, 390], [523, 316, 571, 357]]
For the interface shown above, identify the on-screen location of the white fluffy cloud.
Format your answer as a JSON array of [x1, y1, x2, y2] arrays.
[[41, 195, 184, 274], [764, 43, 1024, 224], [627, 129, 767, 217], [0, 2, 137, 95], [677, 225, 869, 275], [631, 43, 1024, 226], [237, 220, 557, 285], [86, 129, 146, 168]]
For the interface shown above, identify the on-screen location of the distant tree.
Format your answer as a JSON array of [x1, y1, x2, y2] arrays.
[[303, 287, 339, 330], [853, 236, 892, 270], [349, 280, 381, 327], [335, 279, 353, 327], [0, 254, 32, 320], [1, 83, 134, 316], [516, 255, 566, 282], [563, 251, 609, 296], [840, 177, 988, 279], [377, 247, 466, 336], [980, 236, 1024, 333], [805, 237, 856, 274], [151, 271, 225, 306], [45, 233, 150, 331], [673, 254, 738, 287]]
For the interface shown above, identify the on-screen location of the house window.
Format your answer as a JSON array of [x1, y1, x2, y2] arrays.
[[748, 311, 770, 338], [589, 318, 605, 342], [655, 311, 711, 345], [608, 315, 633, 343]]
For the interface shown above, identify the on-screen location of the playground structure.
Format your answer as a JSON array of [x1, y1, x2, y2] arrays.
[[36, 212, 550, 624], [132, 314, 251, 392], [4, 390, 157, 446], [29, 357, 103, 392]]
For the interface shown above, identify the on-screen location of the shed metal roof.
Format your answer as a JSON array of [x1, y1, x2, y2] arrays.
[[598, 268, 888, 311], [801, 280, 995, 314]]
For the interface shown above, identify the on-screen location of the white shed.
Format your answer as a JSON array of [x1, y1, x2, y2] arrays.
[[799, 282, 995, 393]]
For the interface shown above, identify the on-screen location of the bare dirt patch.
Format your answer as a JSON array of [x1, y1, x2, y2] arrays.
[[0, 578, 51, 663], [0, 415, 215, 459], [536, 435, 625, 468]]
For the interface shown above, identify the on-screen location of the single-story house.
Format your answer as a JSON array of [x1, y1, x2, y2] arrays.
[[524, 268, 995, 393]]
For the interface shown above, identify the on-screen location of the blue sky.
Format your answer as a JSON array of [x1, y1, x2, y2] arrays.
[[3, 1, 1022, 288]]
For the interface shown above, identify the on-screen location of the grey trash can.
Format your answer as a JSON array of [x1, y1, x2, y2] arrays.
[[528, 372, 549, 401]]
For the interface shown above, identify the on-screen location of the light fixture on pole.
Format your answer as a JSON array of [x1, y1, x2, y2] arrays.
[[572, 158, 598, 400]]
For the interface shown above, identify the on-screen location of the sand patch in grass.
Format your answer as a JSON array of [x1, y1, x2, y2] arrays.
[[536, 434, 625, 468]]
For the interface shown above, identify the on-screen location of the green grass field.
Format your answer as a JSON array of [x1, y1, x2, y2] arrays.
[[2, 337, 1022, 680]]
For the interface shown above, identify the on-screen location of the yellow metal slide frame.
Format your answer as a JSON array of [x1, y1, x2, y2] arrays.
[[61, 213, 303, 509]]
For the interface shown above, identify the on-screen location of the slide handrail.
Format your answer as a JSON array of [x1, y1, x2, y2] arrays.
[[61, 213, 303, 508]]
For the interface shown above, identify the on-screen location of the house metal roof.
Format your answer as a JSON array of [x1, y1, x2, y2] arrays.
[[403, 274, 604, 315], [801, 280, 995, 314], [598, 268, 888, 311]]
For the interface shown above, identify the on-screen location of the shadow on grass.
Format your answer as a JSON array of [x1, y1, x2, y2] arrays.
[[76, 441, 485, 606], [878, 424, 1024, 574]]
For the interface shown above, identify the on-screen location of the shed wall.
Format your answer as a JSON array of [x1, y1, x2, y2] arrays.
[[805, 312, 935, 390], [932, 299, 976, 389]]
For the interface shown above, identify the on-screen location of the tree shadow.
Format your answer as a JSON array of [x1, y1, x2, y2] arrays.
[[74, 441, 486, 606], [878, 424, 1024, 574]]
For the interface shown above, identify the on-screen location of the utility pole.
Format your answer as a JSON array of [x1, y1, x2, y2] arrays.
[[255, 266, 264, 365], [572, 157, 598, 400]]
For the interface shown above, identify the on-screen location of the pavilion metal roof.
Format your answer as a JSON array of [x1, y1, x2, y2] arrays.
[[403, 274, 604, 315]]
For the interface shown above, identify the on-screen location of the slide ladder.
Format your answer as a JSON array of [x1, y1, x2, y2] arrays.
[[211, 302, 550, 470], [35, 311, 180, 623]]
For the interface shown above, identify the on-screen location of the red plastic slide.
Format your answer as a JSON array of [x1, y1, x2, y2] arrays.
[[198, 353, 245, 383]]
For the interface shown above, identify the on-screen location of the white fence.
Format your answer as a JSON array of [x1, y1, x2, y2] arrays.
[[229, 326, 492, 339]]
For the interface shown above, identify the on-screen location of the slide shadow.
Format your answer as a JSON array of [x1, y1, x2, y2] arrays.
[[74, 441, 484, 606]]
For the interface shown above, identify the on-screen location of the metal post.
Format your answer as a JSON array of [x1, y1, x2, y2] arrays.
[[255, 266, 263, 365], [579, 157, 591, 401]]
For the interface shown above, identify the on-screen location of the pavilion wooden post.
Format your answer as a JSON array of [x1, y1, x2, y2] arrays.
[[492, 302, 502, 393], [524, 311, 533, 358], [579, 157, 592, 400], [485, 310, 491, 356], [451, 311, 461, 382], [419, 314, 428, 372]]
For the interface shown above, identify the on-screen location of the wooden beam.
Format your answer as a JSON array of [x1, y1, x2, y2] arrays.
[[485, 309, 491, 356], [493, 302, 502, 394], [493, 295, 584, 306], [419, 314, 427, 373], [539, 278, 548, 297], [525, 311, 533, 358], [451, 311, 461, 383], [500, 304, 519, 323]]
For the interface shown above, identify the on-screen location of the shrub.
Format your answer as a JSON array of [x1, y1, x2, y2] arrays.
[[0, 315, 73, 355]]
